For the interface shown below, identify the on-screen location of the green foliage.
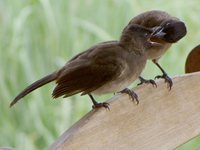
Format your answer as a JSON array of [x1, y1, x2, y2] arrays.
[[0, 0, 199, 149]]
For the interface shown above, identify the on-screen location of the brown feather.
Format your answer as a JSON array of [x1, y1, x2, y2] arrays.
[[52, 53, 123, 98], [10, 72, 57, 107]]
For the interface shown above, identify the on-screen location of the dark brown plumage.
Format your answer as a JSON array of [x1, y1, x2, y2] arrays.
[[125, 10, 187, 89], [10, 24, 157, 108]]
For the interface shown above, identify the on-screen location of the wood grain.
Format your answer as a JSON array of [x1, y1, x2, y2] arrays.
[[49, 72, 200, 150]]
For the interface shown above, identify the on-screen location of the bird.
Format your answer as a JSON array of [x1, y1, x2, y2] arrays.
[[125, 10, 187, 89], [10, 24, 161, 109]]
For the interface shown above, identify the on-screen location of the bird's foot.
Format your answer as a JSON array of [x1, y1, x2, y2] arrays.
[[92, 102, 110, 110], [138, 77, 157, 87], [120, 88, 139, 104], [89, 94, 110, 110], [155, 73, 173, 90]]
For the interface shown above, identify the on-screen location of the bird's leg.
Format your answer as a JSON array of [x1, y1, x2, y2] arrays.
[[119, 88, 139, 104], [153, 60, 173, 90], [137, 76, 157, 87], [88, 94, 110, 110]]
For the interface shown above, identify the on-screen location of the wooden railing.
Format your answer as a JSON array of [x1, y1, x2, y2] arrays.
[[48, 72, 200, 150]]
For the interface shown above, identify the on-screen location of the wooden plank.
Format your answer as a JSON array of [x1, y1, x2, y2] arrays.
[[49, 72, 200, 150]]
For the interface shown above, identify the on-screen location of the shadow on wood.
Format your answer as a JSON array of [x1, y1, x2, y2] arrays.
[[49, 72, 200, 150]]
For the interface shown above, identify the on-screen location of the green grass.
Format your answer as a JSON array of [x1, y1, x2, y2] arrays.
[[0, 0, 200, 149]]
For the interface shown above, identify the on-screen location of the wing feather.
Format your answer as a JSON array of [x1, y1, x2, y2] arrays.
[[52, 55, 123, 98]]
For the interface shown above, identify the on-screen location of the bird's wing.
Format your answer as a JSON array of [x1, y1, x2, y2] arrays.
[[52, 46, 124, 98]]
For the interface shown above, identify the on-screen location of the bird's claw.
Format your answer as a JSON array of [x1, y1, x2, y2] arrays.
[[155, 75, 161, 79], [138, 78, 157, 87], [120, 88, 139, 104], [149, 79, 157, 87], [155, 74, 173, 90], [92, 102, 110, 110]]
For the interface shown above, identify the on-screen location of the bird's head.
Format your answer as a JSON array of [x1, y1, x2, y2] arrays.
[[120, 24, 162, 49], [122, 24, 152, 38], [150, 20, 187, 43]]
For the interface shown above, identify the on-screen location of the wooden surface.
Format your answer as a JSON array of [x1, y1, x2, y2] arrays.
[[49, 72, 200, 150], [185, 44, 200, 73]]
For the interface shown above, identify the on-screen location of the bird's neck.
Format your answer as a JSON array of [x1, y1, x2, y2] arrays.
[[119, 34, 145, 55]]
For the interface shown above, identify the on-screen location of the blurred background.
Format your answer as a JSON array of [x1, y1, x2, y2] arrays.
[[0, 0, 200, 149]]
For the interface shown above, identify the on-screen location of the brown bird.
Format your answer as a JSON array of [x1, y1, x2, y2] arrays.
[[126, 10, 187, 89], [10, 24, 160, 109]]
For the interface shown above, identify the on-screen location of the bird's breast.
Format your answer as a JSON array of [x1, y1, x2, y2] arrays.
[[147, 43, 171, 60], [93, 54, 147, 95]]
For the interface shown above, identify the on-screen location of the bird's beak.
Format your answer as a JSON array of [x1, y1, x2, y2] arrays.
[[151, 31, 166, 39], [149, 27, 167, 44]]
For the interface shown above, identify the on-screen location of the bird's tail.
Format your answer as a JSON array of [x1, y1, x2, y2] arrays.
[[10, 72, 57, 107]]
